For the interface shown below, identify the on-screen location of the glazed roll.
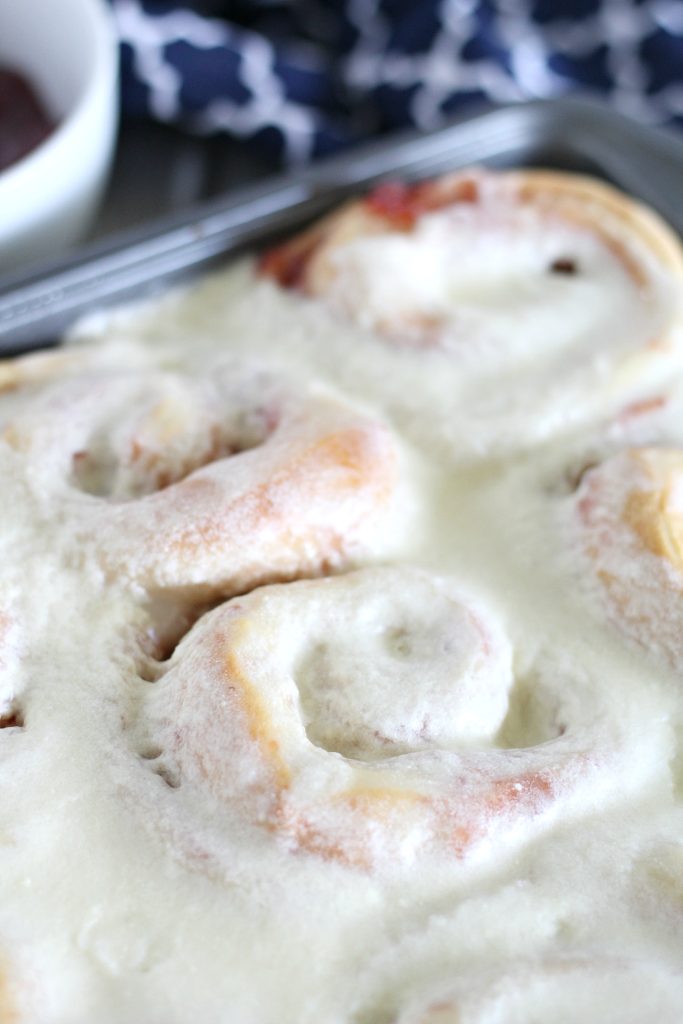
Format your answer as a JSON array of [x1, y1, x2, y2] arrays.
[[554, 382, 683, 667], [261, 170, 683, 456], [0, 357, 403, 598], [1, 158, 683, 1023], [131, 567, 662, 872]]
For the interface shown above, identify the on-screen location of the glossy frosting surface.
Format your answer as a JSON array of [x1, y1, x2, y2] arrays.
[[1, 171, 683, 1022]]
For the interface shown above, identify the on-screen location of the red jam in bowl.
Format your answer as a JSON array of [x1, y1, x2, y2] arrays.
[[0, 68, 55, 173]]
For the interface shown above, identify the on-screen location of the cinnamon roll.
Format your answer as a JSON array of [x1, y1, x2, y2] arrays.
[[557, 378, 683, 666], [0, 361, 401, 597], [133, 567, 655, 871], [261, 169, 683, 455], [261, 169, 683, 355], [0, 163, 682, 1021], [574, 447, 683, 662]]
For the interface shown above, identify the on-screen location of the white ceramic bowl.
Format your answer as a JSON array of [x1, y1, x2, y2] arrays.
[[0, 0, 119, 273]]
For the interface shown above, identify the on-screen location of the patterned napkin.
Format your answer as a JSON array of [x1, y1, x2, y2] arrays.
[[111, 0, 683, 163]]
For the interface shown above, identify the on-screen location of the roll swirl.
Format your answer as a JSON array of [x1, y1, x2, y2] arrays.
[[565, 377, 683, 666], [0, 360, 401, 597], [261, 169, 683, 356], [260, 170, 683, 456], [133, 566, 652, 871]]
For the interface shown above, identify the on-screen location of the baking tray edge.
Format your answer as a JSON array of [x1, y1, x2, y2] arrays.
[[0, 97, 682, 355]]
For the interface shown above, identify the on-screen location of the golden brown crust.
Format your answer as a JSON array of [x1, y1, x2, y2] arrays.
[[622, 450, 683, 567]]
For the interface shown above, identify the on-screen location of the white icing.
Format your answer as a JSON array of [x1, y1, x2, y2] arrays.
[[0, 172, 682, 1022], [324, 204, 654, 368]]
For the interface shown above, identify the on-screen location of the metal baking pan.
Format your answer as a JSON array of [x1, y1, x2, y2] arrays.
[[1, 96, 682, 355]]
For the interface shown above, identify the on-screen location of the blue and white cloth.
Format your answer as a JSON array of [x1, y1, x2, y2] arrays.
[[111, 0, 683, 164]]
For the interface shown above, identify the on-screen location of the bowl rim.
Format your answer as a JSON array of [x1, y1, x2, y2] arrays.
[[0, 0, 118, 194]]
